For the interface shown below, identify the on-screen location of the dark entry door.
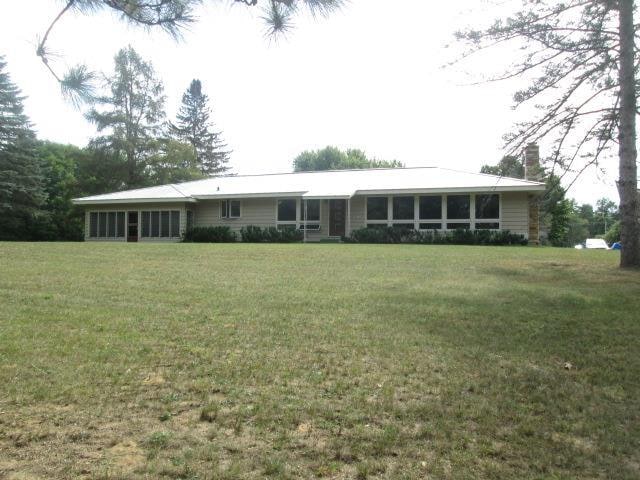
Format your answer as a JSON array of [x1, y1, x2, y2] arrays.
[[127, 211, 138, 242], [329, 199, 346, 237]]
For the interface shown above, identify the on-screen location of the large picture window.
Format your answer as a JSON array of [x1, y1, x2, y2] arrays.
[[447, 195, 470, 219], [89, 211, 126, 238], [221, 200, 241, 218], [393, 196, 414, 220], [366, 197, 388, 221], [277, 199, 297, 223], [419, 196, 442, 220], [475, 194, 499, 219], [141, 210, 181, 238]]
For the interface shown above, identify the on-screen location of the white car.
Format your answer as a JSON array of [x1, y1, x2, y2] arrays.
[[574, 238, 610, 250]]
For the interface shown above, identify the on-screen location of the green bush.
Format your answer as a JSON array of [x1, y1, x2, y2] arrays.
[[344, 227, 527, 246], [183, 226, 237, 243], [604, 221, 621, 244], [240, 225, 304, 243]]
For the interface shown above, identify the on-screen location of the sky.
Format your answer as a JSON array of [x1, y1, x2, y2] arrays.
[[0, 0, 621, 205]]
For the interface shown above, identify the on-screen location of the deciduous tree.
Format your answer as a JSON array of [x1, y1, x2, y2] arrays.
[[293, 146, 403, 172]]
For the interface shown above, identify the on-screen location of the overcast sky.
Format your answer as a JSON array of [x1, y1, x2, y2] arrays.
[[1, 0, 620, 204]]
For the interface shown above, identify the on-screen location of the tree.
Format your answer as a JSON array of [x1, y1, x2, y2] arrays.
[[37, 0, 345, 104], [480, 155, 524, 179], [171, 79, 231, 176], [293, 146, 404, 172], [456, 0, 639, 267], [594, 197, 619, 235], [87, 46, 166, 189], [0, 56, 46, 240], [147, 139, 206, 184]]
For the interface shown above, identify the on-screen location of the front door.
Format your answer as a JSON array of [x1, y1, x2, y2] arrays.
[[127, 211, 138, 242], [329, 199, 346, 237]]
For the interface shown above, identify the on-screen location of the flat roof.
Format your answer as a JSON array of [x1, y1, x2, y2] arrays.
[[72, 167, 546, 205]]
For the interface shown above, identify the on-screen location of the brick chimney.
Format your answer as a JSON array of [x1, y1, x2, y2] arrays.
[[524, 143, 541, 245], [524, 142, 541, 180]]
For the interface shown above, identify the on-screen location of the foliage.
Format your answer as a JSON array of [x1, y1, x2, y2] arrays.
[[171, 79, 231, 176], [146, 138, 205, 185], [240, 225, 304, 243], [604, 221, 621, 244], [547, 198, 572, 247], [86, 46, 166, 188], [480, 155, 524, 179], [37, 1, 343, 103], [182, 226, 237, 243], [344, 227, 527, 246], [0, 56, 47, 240], [293, 146, 403, 172]]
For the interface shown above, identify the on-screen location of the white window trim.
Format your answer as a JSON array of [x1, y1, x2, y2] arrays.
[[365, 196, 390, 226], [220, 199, 241, 219], [417, 195, 443, 230], [473, 193, 502, 230], [390, 195, 415, 226]]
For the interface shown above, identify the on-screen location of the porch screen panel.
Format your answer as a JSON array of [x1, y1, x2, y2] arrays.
[[98, 212, 107, 237], [89, 212, 98, 237], [161, 211, 170, 237], [107, 212, 116, 237], [116, 212, 125, 237], [170, 211, 180, 237], [141, 211, 150, 237], [151, 211, 160, 237]]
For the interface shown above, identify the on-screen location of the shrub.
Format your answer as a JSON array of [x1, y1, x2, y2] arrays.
[[604, 220, 621, 244], [240, 225, 304, 243], [344, 227, 527, 246], [183, 226, 237, 243]]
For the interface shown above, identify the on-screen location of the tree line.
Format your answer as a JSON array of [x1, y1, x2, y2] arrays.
[[0, 48, 231, 241]]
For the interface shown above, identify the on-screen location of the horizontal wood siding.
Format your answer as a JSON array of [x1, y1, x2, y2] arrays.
[[501, 192, 529, 237], [194, 199, 276, 233]]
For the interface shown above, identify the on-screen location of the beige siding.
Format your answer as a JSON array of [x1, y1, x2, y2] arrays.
[[83, 202, 190, 242], [501, 192, 530, 237]]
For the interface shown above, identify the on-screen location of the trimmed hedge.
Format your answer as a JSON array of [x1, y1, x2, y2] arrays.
[[240, 225, 304, 243], [343, 227, 527, 245], [183, 226, 237, 243]]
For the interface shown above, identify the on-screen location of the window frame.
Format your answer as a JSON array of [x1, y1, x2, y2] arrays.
[[140, 210, 182, 239], [88, 210, 127, 239], [474, 193, 501, 229], [365, 196, 390, 226], [220, 199, 241, 219], [298, 199, 321, 231], [276, 198, 298, 227]]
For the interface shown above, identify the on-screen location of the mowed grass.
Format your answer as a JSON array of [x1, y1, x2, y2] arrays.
[[0, 243, 639, 480]]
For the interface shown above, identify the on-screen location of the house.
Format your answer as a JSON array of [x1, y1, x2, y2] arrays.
[[72, 166, 546, 243]]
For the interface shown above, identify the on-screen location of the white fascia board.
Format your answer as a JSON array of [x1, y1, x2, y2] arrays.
[[194, 191, 307, 199], [72, 197, 196, 205], [355, 185, 546, 195]]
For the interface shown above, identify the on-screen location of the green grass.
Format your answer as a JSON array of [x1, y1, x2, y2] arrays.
[[0, 242, 639, 479]]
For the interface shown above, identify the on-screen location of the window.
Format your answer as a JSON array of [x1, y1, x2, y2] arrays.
[[393, 196, 414, 220], [447, 195, 470, 219], [419, 222, 441, 230], [447, 223, 470, 230], [476, 222, 500, 230], [151, 211, 160, 237], [419, 196, 442, 220], [392, 223, 414, 230], [116, 212, 125, 237], [186, 210, 194, 230], [98, 212, 107, 237], [475, 194, 500, 219], [367, 223, 387, 230], [277, 199, 297, 222], [141, 210, 181, 238], [221, 200, 241, 218], [299, 199, 320, 230], [89, 212, 98, 237], [161, 211, 170, 237], [171, 211, 181, 236], [366, 197, 388, 220], [88, 211, 126, 238]]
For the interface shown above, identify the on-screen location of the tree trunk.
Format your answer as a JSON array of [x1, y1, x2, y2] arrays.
[[617, 0, 640, 267]]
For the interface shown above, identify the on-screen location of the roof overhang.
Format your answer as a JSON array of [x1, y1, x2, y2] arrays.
[[355, 185, 546, 195], [72, 197, 197, 205], [194, 191, 306, 200]]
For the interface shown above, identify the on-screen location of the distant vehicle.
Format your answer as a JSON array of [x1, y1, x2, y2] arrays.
[[574, 238, 610, 250], [612, 242, 622, 250]]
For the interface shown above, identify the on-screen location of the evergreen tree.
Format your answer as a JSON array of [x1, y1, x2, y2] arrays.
[[87, 46, 166, 188], [0, 56, 46, 240], [171, 80, 231, 176]]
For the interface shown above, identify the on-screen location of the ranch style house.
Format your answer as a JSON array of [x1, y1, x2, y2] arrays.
[[73, 165, 546, 244]]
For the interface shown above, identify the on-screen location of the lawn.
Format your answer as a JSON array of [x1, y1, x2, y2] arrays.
[[0, 243, 639, 479]]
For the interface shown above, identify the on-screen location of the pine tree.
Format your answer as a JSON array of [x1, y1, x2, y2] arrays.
[[0, 56, 46, 240], [171, 79, 231, 176], [87, 46, 166, 188]]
